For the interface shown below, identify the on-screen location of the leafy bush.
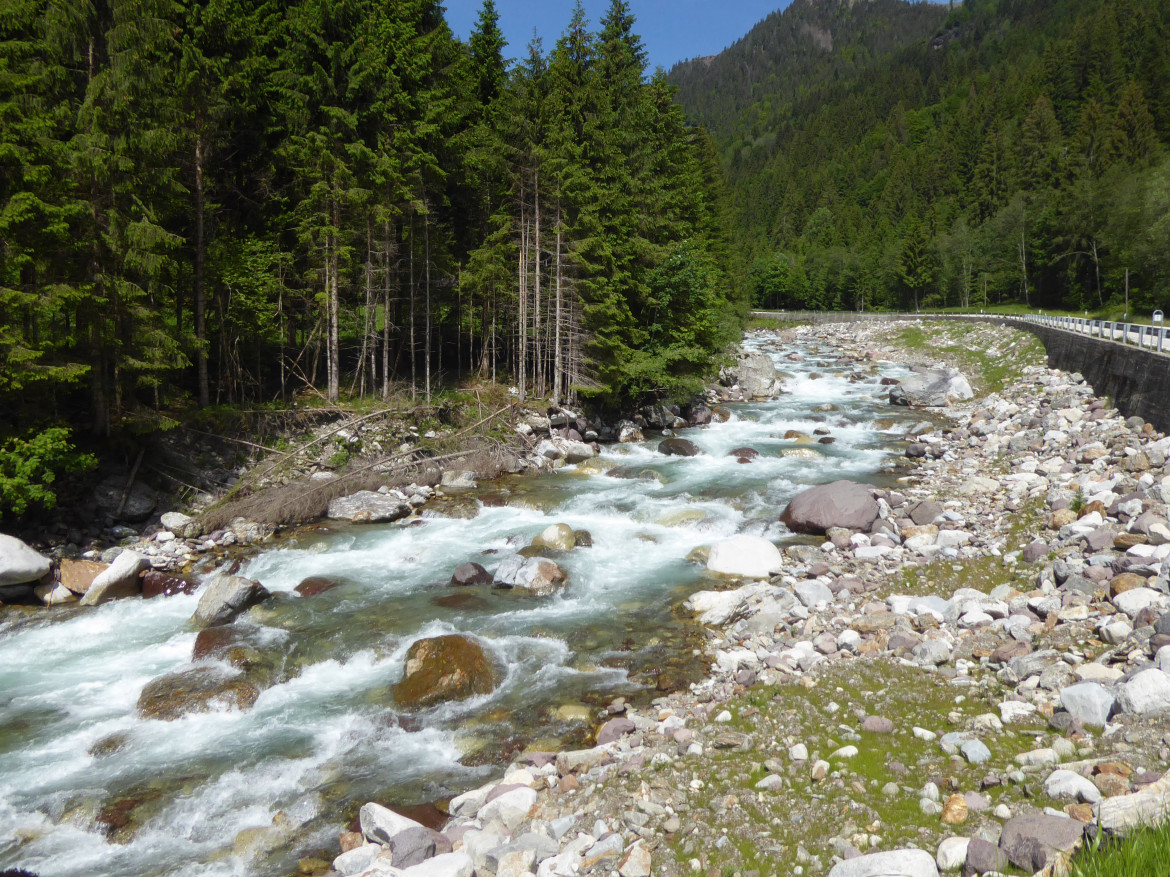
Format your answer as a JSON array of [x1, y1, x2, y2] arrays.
[[0, 427, 97, 518]]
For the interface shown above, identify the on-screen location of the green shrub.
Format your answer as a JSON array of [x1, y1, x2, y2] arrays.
[[0, 427, 97, 518]]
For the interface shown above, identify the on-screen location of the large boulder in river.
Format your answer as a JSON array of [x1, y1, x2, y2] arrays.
[[890, 367, 973, 407], [780, 481, 880, 535], [531, 523, 577, 552], [0, 534, 51, 586], [80, 550, 149, 605], [658, 438, 701, 457], [723, 352, 778, 398], [192, 575, 270, 627], [393, 635, 499, 710], [707, 535, 784, 579], [327, 490, 411, 524], [450, 563, 493, 586], [493, 555, 569, 596], [137, 666, 260, 720]]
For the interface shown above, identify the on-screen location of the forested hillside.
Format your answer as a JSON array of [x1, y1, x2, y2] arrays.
[[669, 0, 1170, 315], [0, 0, 738, 453]]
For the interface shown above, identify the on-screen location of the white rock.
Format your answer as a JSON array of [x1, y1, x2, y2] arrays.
[[936, 837, 969, 872], [686, 585, 762, 626], [789, 743, 809, 761], [999, 701, 1038, 724], [1116, 668, 1170, 716], [360, 802, 426, 844], [333, 843, 382, 876], [80, 550, 149, 605], [1060, 682, 1115, 727], [826, 848, 939, 877], [478, 787, 538, 832], [399, 852, 474, 877], [795, 580, 834, 608], [706, 535, 783, 579], [0, 534, 51, 586], [1156, 646, 1170, 673], [1112, 588, 1169, 619], [1044, 769, 1102, 803], [1015, 747, 1060, 767]]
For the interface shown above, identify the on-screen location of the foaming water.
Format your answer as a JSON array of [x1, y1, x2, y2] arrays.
[[0, 334, 919, 876]]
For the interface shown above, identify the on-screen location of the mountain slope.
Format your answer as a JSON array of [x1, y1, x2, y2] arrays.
[[668, 0, 948, 140], [669, 0, 1170, 314]]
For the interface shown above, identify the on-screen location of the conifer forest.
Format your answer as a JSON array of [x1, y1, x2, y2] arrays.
[[0, 0, 740, 447], [668, 0, 1170, 316]]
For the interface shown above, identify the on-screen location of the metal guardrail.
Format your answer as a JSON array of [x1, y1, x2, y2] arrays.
[[753, 311, 1170, 356]]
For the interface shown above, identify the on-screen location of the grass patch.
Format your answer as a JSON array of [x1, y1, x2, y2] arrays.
[[890, 322, 1045, 395], [1070, 820, 1170, 877]]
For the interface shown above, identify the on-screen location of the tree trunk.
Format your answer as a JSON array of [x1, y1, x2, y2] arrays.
[[533, 171, 542, 396], [553, 213, 563, 406], [328, 197, 341, 403], [194, 130, 210, 408], [424, 204, 432, 402], [409, 215, 416, 401], [518, 202, 528, 398]]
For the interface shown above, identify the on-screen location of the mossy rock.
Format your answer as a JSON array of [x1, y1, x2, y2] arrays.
[[393, 634, 500, 711], [136, 667, 260, 721]]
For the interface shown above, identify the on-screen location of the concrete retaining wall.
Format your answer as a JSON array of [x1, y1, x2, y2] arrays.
[[982, 318, 1170, 434]]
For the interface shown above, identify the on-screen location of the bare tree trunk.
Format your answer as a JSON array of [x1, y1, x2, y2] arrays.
[[519, 199, 528, 398], [533, 171, 542, 396], [382, 218, 394, 401], [194, 129, 210, 408], [1091, 239, 1103, 307], [1018, 222, 1030, 308], [424, 202, 432, 402], [409, 214, 416, 401], [553, 212, 563, 406], [327, 197, 341, 403]]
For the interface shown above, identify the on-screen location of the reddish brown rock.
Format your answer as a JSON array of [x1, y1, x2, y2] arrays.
[[142, 571, 198, 599], [58, 559, 107, 595], [192, 626, 243, 661], [294, 576, 341, 597]]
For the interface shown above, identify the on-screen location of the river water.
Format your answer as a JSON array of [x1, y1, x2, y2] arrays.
[[0, 333, 918, 877]]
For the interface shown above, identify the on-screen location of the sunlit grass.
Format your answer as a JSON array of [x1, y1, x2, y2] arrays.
[[1070, 820, 1170, 877]]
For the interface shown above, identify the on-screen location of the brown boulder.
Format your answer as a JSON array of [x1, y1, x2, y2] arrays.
[[136, 667, 260, 721], [729, 447, 759, 462], [1110, 573, 1147, 598], [59, 559, 107, 595], [393, 635, 499, 711], [658, 438, 701, 457], [142, 571, 198, 599], [294, 576, 341, 597], [192, 626, 243, 660], [450, 563, 493, 586], [780, 480, 880, 535]]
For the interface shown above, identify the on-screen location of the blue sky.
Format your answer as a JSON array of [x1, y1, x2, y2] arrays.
[[444, 1, 794, 72]]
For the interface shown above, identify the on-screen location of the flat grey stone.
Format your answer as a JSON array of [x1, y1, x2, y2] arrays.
[[961, 739, 992, 764], [1059, 682, 1115, 727]]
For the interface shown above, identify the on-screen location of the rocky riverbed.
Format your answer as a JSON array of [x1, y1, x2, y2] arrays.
[[314, 321, 1170, 877], [5, 319, 1170, 877]]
